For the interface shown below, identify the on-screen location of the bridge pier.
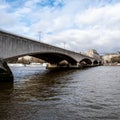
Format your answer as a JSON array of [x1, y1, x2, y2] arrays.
[[46, 63, 58, 69], [0, 59, 13, 82], [46, 63, 83, 69]]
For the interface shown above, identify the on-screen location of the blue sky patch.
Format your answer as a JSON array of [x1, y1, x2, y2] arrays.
[[36, 0, 64, 8]]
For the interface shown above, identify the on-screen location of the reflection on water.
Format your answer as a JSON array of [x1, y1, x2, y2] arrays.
[[0, 65, 120, 120]]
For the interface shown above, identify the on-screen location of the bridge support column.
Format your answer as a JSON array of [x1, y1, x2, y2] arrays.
[[46, 63, 82, 69], [0, 59, 13, 82], [46, 63, 58, 69], [68, 63, 82, 69]]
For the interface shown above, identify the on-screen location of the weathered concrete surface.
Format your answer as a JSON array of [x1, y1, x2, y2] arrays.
[[0, 59, 13, 82], [0, 30, 101, 65]]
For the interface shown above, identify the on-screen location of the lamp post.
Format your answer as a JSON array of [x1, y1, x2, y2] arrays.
[[38, 31, 42, 41], [63, 42, 66, 49]]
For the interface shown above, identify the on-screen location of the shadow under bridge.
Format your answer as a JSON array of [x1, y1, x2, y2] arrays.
[[31, 52, 77, 65]]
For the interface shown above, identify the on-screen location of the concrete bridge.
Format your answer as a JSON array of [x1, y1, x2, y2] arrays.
[[0, 30, 102, 81]]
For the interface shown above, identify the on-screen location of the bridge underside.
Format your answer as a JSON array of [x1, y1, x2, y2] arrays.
[[5, 52, 101, 67], [31, 52, 77, 65], [4, 52, 99, 70], [4, 52, 78, 65]]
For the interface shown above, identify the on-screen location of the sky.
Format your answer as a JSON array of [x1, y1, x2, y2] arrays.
[[0, 0, 120, 54]]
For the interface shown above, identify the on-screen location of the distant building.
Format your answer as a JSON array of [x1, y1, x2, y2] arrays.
[[18, 56, 45, 64], [102, 53, 120, 64], [84, 49, 101, 59]]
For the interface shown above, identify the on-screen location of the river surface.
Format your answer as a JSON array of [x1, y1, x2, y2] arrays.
[[0, 65, 120, 120]]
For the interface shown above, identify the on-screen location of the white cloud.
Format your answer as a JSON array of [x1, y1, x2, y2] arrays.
[[0, 0, 120, 54], [75, 3, 120, 30]]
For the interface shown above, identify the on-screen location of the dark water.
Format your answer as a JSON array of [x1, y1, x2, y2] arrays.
[[0, 65, 120, 120]]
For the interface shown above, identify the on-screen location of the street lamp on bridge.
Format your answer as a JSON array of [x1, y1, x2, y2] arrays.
[[38, 31, 42, 41]]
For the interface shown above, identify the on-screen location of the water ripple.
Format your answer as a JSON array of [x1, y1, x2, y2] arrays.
[[0, 66, 120, 120]]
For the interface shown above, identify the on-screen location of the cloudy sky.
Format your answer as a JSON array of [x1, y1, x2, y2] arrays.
[[0, 0, 120, 54]]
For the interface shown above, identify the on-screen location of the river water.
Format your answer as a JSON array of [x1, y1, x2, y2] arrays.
[[0, 65, 120, 120]]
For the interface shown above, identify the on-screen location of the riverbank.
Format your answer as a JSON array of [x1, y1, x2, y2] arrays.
[[104, 63, 120, 66]]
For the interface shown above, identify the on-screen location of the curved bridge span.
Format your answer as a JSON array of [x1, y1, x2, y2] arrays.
[[0, 30, 101, 66]]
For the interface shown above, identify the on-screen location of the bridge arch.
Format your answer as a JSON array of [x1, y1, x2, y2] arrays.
[[79, 58, 92, 65], [98, 61, 103, 65], [5, 52, 77, 65], [93, 60, 98, 65], [31, 52, 77, 64]]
